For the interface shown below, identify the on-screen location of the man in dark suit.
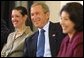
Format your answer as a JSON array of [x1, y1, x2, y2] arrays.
[[23, 2, 65, 57]]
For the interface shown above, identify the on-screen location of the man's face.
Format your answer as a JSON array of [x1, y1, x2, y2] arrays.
[[31, 5, 49, 28]]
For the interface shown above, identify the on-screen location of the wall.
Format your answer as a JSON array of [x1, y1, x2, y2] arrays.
[[14, 1, 83, 31], [34, 1, 83, 23]]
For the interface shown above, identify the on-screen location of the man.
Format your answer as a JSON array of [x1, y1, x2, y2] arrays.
[[23, 2, 65, 57]]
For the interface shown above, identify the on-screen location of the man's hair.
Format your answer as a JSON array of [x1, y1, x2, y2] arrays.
[[31, 2, 50, 13]]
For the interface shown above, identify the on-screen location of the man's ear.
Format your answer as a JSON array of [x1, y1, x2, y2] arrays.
[[46, 12, 50, 19]]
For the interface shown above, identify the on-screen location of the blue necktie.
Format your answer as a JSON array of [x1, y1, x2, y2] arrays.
[[36, 29, 45, 57]]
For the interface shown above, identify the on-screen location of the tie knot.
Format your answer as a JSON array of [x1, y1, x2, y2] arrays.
[[41, 29, 45, 33]]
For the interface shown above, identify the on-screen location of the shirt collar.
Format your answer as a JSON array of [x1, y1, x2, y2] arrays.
[[38, 21, 50, 32], [15, 26, 28, 36]]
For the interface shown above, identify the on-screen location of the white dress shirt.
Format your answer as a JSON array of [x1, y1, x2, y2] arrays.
[[38, 21, 52, 57]]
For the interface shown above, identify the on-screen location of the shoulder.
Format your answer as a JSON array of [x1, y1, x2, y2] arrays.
[[24, 26, 33, 36], [25, 31, 38, 42], [49, 22, 61, 27], [49, 21, 65, 36], [75, 32, 83, 39], [6, 32, 15, 41], [8, 32, 15, 37], [73, 32, 83, 45], [26, 26, 33, 33], [62, 35, 69, 44], [49, 22, 62, 31]]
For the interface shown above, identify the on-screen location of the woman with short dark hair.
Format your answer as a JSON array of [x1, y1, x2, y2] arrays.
[[57, 2, 83, 57]]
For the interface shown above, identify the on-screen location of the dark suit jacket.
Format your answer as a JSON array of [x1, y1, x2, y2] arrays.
[[23, 22, 66, 57]]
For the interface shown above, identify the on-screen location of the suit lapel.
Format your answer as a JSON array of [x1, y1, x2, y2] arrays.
[[30, 31, 39, 56], [49, 22, 57, 57]]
